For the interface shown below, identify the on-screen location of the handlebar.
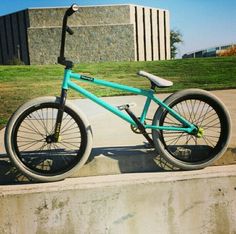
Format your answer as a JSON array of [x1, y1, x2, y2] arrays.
[[66, 4, 79, 16], [58, 4, 79, 68]]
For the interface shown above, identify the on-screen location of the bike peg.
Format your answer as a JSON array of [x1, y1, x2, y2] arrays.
[[117, 103, 137, 110], [66, 26, 74, 35]]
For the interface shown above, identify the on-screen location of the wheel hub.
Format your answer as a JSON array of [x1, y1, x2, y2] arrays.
[[196, 127, 204, 138], [46, 135, 62, 143], [46, 135, 55, 143]]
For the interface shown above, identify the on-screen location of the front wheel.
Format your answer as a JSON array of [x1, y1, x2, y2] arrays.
[[152, 89, 231, 170], [5, 96, 93, 182]]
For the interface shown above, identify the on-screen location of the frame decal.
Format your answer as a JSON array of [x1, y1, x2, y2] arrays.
[[80, 75, 94, 82]]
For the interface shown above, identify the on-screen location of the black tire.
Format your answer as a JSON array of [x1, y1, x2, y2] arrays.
[[5, 96, 93, 182], [152, 89, 231, 170]]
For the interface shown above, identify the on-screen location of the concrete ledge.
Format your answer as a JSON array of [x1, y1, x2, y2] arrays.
[[213, 147, 236, 166], [1, 165, 236, 234]]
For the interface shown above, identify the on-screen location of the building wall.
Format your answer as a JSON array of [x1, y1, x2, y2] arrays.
[[0, 5, 170, 65], [0, 10, 30, 65], [28, 24, 135, 64], [182, 43, 236, 59], [28, 5, 131, 27], [130, 5, 170, 62]]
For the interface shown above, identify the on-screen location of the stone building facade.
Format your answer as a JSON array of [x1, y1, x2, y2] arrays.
[[0, 5, 170, 65]]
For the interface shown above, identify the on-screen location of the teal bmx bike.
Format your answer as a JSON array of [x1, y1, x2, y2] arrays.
[[5, 5, 231, 182]]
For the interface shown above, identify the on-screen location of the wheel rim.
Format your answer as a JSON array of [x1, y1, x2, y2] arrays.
[[159, 97, 227, 163], [12, 103, 87, 176]]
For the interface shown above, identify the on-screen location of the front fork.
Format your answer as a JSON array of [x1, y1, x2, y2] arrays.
[[54, 88, 67, 142]]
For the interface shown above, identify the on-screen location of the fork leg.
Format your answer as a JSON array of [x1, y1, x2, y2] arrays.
[[54, 88, 67, 142]]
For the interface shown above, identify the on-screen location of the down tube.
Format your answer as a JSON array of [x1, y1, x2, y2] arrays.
[[67, 81, 136, 125]]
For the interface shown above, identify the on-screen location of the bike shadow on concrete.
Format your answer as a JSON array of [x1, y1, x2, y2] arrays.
[[0, 145, 176, 185], [0, 154, 30, 185], [83, 145, 176, 174]]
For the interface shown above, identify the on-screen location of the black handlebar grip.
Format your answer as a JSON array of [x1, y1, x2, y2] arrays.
[[66, 26, 74, 35], [66, 4, 79, 16]]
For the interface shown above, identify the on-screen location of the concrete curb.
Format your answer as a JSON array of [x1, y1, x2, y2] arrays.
[[1, 165, 236, 234]]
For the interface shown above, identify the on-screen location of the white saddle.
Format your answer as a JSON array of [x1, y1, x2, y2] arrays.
[[138, 70, 173, 88]]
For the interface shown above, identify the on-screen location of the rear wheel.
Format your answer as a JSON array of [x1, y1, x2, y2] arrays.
[[5, 97, 93, 182], [152, 89, 231, 170]]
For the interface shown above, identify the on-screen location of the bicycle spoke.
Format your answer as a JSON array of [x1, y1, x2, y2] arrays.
[[202, 136, 216, 148], [18, 128, 42, 135], [21, 119, 45, 138], [58, 141, 80, 149], [164, 132, 187, 145], [61, 121, 78, 134], [20, 141, 47, 152], [35, 109, 49, 134], [200, 116, 220, 128], [62, 136, 81, 141], [30, 111, 47, 134], [62, 131, 81, 136], [18, 140, 44, 150], [195, 106, 214, 126], [61, 115, 77, 130]]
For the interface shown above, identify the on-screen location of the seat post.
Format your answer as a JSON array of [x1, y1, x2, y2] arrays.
[[150, 81, 156, 90]]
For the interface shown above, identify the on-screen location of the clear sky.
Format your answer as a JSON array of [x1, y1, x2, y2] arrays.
[[0, 0, 236, 56]]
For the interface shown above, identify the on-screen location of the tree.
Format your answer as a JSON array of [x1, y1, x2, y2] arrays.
[[170, 30, 183, 59]]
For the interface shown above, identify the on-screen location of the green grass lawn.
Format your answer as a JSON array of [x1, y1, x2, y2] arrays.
[[0, 56, 236, 129]]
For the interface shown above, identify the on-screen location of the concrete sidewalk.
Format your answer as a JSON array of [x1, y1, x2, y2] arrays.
[[0, 89, 235, 183]]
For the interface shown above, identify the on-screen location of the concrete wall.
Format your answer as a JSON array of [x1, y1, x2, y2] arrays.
[[28, 5, 131, 27], [27, 5, 135, 64], [0, 165, 236, 234], [130, 5, 170, 61], [28, 24, 135, 64], [0, 5, 170, 65]]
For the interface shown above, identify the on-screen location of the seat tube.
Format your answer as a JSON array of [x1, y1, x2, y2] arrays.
[[140, 96, 152, 123]]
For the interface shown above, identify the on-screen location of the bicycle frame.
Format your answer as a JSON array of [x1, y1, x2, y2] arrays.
[[62, 69, 197, 134]]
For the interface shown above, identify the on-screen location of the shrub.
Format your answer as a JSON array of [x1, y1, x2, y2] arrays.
[[219, 46, 236, 57], [7, 56, 25, 65]]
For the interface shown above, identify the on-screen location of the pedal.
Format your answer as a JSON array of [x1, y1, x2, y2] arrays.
[[117, 103, 136, 110]]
